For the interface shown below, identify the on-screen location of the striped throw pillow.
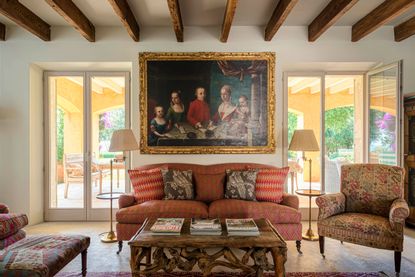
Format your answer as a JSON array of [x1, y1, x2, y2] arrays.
[[255, 167, 289, 203], [128, 168, 165, 203]]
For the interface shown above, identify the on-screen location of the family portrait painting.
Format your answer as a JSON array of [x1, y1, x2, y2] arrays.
[[139, 52, 275, 154]]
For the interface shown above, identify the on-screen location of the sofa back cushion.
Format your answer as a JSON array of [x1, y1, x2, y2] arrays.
[[254, 167, 289, 203], [193, 172, 225, 202], [133, 163, 281, 203], [128, 168, 165, 203]]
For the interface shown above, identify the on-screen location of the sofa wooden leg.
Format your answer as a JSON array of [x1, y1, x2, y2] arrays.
[[117, 241, 123, 254], [394, 251, 401, 274], [81, 249, 87, 276], [319, 236, 325, 259], [295, 240, 303, 254]]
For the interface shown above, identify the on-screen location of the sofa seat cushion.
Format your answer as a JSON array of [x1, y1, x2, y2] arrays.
[[116, 200, 209, 224], [209, 199, 301, 224], [0, 213, 28, 240], [0, 235, 90, 276]]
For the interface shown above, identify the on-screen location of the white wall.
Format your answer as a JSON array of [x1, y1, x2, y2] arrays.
[[0, 25, 414, 221]]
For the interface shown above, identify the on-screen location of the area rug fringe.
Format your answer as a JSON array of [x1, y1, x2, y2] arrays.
[[56, 272, 386, 277]]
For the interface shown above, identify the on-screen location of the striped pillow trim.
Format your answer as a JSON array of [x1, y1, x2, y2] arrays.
[[128, 168, 165, 203], [255, 167, 289, 203]]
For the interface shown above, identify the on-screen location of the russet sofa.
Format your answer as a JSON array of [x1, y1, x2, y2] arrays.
[[116, 163, 302, 253]]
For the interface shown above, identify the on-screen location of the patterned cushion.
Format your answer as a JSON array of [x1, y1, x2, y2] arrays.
[[341, 164, 404, 217], [194, 172, 225, 202], [129, 168, 165, 204], [254, 167, 289, 203], [318, 213, 403, 251], [0, 204, 9, 214], [116, 200, 209, 224], [225, 169, 258, 201], [161, 169, 194, 200], [209, 199, 301, 224], [0, 230, 25, 250], [0, 213, 28, 240], [0, 235, 90, 276]]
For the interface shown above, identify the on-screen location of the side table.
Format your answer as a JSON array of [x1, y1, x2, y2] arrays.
[[295, 189, 325, 241], [96, 192, 124, 243]]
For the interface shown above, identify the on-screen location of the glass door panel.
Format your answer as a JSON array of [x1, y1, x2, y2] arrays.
[[324, 75, 363, 193], [90, 75, 126, 209], [287, 76, 322, 207], [368, 64, 401, 166], [48, 75, 85, 209]]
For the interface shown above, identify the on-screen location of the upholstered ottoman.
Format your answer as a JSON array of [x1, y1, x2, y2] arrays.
[[0, 235, 90, 276]]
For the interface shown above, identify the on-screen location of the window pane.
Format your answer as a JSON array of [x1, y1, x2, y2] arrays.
[[369, 68, 398, 165], [91, 76, 126, 209], [49, 76, 84, 208], [288, 77, 322, 207]]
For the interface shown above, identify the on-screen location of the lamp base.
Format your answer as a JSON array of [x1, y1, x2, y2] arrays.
[[302, 228, 319, 241], [100, 231, 118, 243]]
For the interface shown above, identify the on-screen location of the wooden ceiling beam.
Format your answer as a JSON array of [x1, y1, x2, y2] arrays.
[[45, 0, 95, 42], [352, 0, 415, 42], [308, 0, 359, 42], [0, 22, 5, 41], [394, 15, 415, 41], [264, 0, 299, 41], [220, 0, 238, 43], [0, 0, 50, 41], [108, 0, 140, 42], [167, 0, 183, 42]]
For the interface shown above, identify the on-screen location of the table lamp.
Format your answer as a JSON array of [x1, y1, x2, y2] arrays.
[[288, 129, 320, 240], [100, 129, 139, 243]]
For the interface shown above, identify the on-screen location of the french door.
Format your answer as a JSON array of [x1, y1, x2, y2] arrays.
[[284, 62, 402, 200], [44, 71, 131, 221]]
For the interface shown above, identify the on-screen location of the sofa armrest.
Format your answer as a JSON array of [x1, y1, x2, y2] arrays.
[[281, 193, 299, 210], [0, 203, 9, 214], [316, 193, 345, 220], [389, 198, 409, 233], [119, 194, 136, 209]]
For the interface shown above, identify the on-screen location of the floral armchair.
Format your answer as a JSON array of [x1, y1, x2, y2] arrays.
[[316, 164, 409, 274], [0, 203, 28, 249]]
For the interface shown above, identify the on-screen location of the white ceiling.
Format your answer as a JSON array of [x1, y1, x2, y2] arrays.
[[0, 0, 414, 28]]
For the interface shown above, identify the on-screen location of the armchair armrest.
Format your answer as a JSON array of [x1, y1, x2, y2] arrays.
[[316, 193, 346, 220], [389, 198, 409, 232], [0, 203, 9, 214], [281, 193, 299, 210], [119, 194, 136, 209]]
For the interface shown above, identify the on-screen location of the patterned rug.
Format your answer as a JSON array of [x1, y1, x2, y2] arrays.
[[56, 272, 387, 277]]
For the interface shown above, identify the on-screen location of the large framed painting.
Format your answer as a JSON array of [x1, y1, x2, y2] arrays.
[[139, 52, 275, 154]]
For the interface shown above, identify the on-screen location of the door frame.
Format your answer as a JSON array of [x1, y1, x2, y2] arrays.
[[44, 71, 131, 221]]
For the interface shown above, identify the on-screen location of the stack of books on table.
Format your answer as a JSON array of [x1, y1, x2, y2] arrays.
[[190, 218, 222, 235], [226, 218, 260, 236], [150, 218, 184, 235]]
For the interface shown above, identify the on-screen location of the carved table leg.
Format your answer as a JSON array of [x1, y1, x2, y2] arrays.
[[271, 247, 286, 277], [146, 247, 151, 265]]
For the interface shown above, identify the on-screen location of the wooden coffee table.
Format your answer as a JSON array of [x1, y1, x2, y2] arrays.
[[128, 218, 287, 277]]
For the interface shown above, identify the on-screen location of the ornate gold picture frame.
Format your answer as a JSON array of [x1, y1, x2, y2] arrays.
[[139, 52, 275, 154]]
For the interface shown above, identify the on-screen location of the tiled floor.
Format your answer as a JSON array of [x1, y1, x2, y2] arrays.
[[25, 221, 415, 277]]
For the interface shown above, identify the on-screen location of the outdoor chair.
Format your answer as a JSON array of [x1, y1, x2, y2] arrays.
[[316, 164, 409, 274], [63, 153, 110, 198]]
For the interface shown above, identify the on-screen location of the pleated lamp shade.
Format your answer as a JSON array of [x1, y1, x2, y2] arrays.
[[288, 129, 319, 152], [109, 129, 139, 152]]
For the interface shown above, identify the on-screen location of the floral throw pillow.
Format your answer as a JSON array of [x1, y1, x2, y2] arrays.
[[161, 169, 194, 200], [225, 169, 258, 201]]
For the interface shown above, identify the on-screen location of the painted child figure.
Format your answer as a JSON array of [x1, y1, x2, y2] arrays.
[[166, 90, 186, 133], [228, 95, 250, 138], [149, 106, 172, 146]]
